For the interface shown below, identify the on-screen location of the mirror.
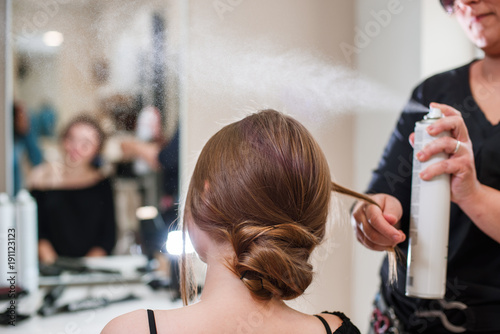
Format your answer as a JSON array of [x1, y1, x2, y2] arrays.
[[11, 0, 184, 260]]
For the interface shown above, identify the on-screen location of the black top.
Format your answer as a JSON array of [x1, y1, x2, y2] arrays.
[[146, 310, 360, 334], [147, 309, 157, 334], [367, 60, 500, 332], [32, 178, 116, 257], [158, 130, 179, 197], [316, 312, 361, 334]]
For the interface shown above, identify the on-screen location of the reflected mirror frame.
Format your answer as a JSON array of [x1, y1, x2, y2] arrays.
[[0, 0, 14, 196]]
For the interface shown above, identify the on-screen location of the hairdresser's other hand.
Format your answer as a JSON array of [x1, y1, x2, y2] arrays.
[[409, 102, 480, 205], [38, 239, 58, 264], [86, 246, 107, 257], [351, 194, 405, 252]]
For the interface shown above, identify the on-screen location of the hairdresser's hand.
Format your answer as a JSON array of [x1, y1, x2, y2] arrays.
[[409, 102, 480, 205], [351, 194, 405, 252], [121, 140, 160, 170]]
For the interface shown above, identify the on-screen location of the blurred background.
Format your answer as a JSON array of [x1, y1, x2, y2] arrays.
[[0, 0, 478, 332]]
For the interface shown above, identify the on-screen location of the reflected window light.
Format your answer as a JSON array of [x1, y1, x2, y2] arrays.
[[43, 31, 64, 47], [166, 231, 195, 256]]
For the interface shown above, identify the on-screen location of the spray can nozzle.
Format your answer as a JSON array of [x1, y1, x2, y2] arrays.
[[425, 107, 443, 120]]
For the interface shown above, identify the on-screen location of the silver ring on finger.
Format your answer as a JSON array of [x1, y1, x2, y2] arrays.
[[357, 221, 365, 233], [453, 140, 461, 154]]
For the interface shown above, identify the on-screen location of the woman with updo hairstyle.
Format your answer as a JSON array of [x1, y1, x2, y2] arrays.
[[29, 114, 116, 264], [103, 109, 371, 334]]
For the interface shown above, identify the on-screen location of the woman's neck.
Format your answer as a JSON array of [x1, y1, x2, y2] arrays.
[[479, 55, 500, 79], [56, 159, 101, 189], [197, 252, 286, 312], [470, 57, 500, 125]]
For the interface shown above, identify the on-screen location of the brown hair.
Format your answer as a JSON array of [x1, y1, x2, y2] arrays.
[[60, 113, 107, 155], [180, 109, 386, 305]]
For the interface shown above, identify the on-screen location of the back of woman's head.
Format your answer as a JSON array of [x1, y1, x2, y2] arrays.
[[184, 109, 332, 301]]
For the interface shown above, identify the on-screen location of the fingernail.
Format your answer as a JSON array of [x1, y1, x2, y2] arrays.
[[416, 151, 424, 160], [392, 234, 401, 242], [420, 171, 428, 180], [427, 125, 434, 133]]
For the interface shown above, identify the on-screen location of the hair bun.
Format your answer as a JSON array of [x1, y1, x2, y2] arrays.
[[231, 221, 319, 300]]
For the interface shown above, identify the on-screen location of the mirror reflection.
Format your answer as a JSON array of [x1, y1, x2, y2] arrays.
[[11, 0, 182, 274]]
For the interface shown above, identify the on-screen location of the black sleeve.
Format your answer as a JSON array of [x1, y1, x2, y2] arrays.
[[158, 131, 179, 196], [366, 86, 428, 235], [31, 190, 50, 241], [96, 179, 117, 254], [158, 130, 179, 170]]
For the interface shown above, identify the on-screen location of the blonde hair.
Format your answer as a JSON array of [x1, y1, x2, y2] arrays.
[[180, 109, 386, 305]]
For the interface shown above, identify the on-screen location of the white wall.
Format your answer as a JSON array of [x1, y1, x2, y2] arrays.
[[420, 0, 476, 78]]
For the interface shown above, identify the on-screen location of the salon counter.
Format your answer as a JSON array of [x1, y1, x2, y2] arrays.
[[2, 255, 187, 333], [4, 284, 182, 333]]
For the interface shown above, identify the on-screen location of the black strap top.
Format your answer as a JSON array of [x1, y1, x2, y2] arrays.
[[147, 309, 157, 334], [315, 312, 361, 334], [146, 310, 360, 334]]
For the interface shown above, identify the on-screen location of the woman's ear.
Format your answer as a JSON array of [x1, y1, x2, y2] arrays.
[[187, 221, 208, 263]]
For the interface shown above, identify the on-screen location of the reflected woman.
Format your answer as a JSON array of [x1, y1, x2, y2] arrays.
[[28, 114, 116, 264], [102, 110, 372, 334]]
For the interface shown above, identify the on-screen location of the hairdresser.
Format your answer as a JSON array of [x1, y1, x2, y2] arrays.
[[351, 0, 500, 333]]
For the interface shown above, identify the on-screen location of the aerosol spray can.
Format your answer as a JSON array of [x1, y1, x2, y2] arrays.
[[15, 190, 39, 295], [0, 193, 15, 288], [406, 107, 451, 299]]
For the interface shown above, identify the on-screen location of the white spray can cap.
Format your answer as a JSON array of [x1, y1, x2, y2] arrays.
[[426, 106, 443, 119], [0, 192, 10, 204], [16, 189, 35, 203]]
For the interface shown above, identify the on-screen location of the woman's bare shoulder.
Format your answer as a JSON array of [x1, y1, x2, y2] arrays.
[[28, 161, 105, 190], [101, 309, 149, 334], [27, 162, 58, 190], [101, 308, 188, 334]]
